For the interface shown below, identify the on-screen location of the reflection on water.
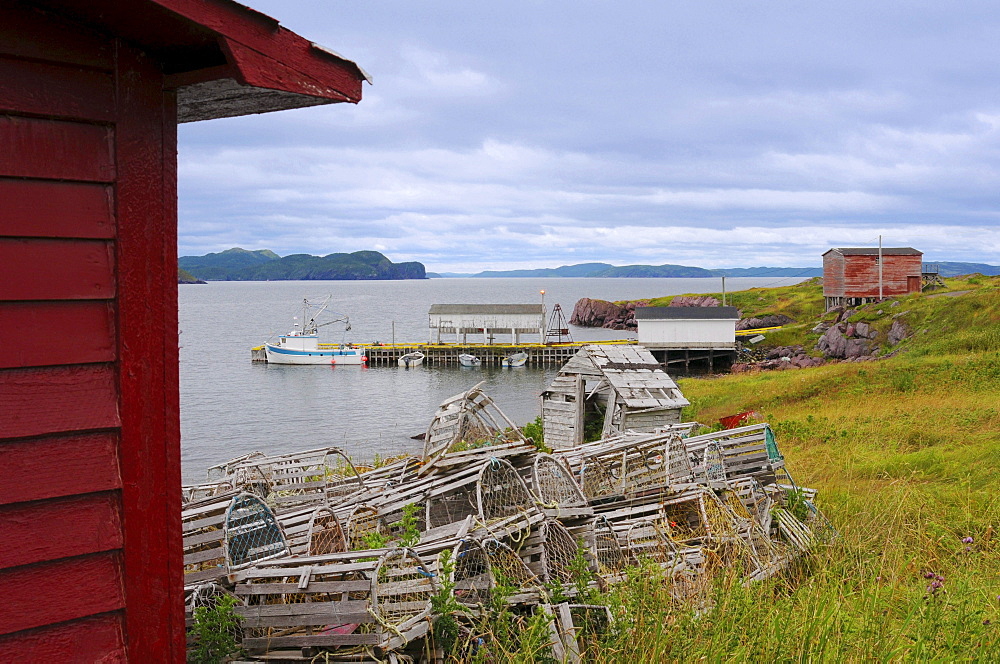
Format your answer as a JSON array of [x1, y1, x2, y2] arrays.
[[179, 276, 797, 482]]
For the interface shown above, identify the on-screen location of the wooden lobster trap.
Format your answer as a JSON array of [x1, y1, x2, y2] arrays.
[[182, 492, 290, 589], [683, 423, 786, 486], [233, 546, 438, 657], [524, 453, 592, 521], [567, 431, 693, 501], [420, 381, 530, 475], [228, 447, 367, 512], [518, 519, 597, 595]]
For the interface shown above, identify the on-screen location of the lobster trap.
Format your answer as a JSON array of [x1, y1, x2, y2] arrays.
[[234, 547, 437, 656], [224, 447, 366, 512], [421, 382, 529, 474], [182, 492, 289, 588]]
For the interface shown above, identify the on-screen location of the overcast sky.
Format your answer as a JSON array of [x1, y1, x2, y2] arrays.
[[177, 1, 1000, 272]]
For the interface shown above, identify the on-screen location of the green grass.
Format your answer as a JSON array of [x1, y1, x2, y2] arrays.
[[511, 276, 1000, 661]]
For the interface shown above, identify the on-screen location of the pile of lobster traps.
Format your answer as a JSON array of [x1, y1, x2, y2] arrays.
[[182, 386, 831, 662]]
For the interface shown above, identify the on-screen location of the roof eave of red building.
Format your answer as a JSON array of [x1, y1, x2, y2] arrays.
[[30, 0, 369, 122]]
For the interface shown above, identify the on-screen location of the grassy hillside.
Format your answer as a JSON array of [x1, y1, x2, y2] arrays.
[[498, 277, 1000, 661], [601, 277, 1000, 660]]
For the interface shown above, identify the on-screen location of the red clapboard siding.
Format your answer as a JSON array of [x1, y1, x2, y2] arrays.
[[0, 552, 124, 636], [0, 492, 123, 570], [0, 432, 121, 505], [0, 238, 114, 300], [0, 116, 114, 182], [0, 179, 114, 239], [0, 612, 125, 663], [0, 3, 113, 70], [0, 301, 115, 369], [0, 56, 115, 121], [0, 365, 119, 439]]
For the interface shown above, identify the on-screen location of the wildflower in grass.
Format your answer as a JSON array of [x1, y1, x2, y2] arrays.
[[962, 536, 974, 544]]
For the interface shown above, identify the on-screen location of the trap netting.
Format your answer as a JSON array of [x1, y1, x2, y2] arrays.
[[538, 518, 585, 585], [625, 519, 678, 566], [666, 434, 694, 485], [451, 539, 493, 607], [186, 582, 243, 645], [224, 493, 289, 570], [592, 515, 626, 575], [477, 457, 539, 533], [307, 506, 348, 556], [426, 481, 480, 530], [701, 441, 727, 483], [481, 537, 542, 599], [346, 503, 387, 550], [422, 382, 528, 472], [576, 431, 681, 500], [372, 547, 437, 632], [531, 453, 587, 508]]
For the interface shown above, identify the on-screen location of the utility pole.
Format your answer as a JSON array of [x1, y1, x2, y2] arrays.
[[721, 276, 726, 307], [540, 290, 547, 341], [878, 235, 883, 300]]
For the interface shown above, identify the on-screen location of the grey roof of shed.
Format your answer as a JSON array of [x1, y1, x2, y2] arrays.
[[549, 345, 689, 409], [634, 306, 740, 320], [823, 247, 922, 256], [429, 304, 544, 315]]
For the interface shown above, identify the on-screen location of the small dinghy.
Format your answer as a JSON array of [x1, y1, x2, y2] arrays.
[[501, 351, 528, 368], [398, 351, 425, 368], [459, 353, 482, 367]]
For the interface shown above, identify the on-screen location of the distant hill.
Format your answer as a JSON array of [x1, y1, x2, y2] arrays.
[[179, 248, 426, 281], [934, 261, 1000, 277], [441, 263, 822, 278], [179, 248, 280, 280]]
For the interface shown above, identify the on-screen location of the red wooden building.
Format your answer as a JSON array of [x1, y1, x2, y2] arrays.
[[822, 247, 923, 310], [0, 1, 366, 660]]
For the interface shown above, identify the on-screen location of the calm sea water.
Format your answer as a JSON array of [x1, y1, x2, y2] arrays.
[[179, 277, 794, 483]]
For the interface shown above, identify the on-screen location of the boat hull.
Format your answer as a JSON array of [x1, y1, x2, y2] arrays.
[[265, 343, 366, 365], [458, 354, 481, 367], [502, 352, 528, 368], [398, 352, 425, 367]]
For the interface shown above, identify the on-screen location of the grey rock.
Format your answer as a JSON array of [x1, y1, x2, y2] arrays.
[[737, 313, 795, 331], [888, 319, 911, 345]]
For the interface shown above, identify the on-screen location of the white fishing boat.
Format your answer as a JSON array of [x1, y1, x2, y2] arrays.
[[264, 297, 366, 366], [501, 351, 528, 368], [398, 351, 425, 367], [458, 353, 481, 367]]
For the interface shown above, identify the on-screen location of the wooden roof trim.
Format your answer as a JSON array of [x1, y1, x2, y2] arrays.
[[34, 0, 368, 121]]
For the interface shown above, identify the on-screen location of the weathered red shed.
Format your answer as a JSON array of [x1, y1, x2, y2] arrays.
[[823, 247, 923, 310], [0, 1, 366, 660]]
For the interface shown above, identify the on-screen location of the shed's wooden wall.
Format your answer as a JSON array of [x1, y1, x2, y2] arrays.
[[0, 4, 183, 660], [822, 251, 846, 298], [824, 252, 922, 299]]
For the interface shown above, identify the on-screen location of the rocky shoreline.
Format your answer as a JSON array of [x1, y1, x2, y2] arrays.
[[569, 296, 913, 373]]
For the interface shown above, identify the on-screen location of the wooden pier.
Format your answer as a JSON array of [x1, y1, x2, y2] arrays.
[[251, 340, 638, 367], [251, 327, 778, 370]]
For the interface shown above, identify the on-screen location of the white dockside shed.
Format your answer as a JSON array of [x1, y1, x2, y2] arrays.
[[429, 304, 545, 343], [635, 306, 740, 349]]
